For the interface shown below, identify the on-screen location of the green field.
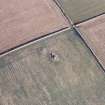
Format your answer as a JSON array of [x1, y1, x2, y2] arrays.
[[0, 30, 105, 104], [57, 0, 105, 23]]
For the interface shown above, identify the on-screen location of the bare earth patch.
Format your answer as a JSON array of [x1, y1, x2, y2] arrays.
[[78, 14, 105, 69], [0, 0, 69, 54]]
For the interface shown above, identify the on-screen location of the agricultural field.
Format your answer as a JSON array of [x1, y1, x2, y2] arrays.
[[78, 14, 105, 71], [0, 0, 105, 104], [0, 0, 69, 54], [57, 0, 105, 23], [0, 30, 105, 105]]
